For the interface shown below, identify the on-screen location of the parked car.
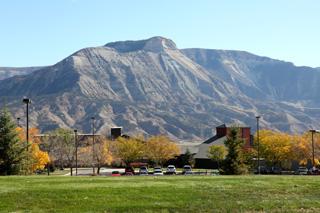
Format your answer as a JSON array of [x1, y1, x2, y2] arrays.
[[211, 169, 220, 176], [166, 165, 176, 175], [295, 167, 308, 175], [153, 167, 164, 176], [124, 167, 135, 176], [139, 166, 149, 175], [270, 166, 282, 174], [182, 165, 192, 175], [254, 166, 270, 174], [111, 171, 121, 177], [308, 167, 320, 175]]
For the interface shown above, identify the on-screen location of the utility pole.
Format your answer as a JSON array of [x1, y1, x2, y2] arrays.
[[74, 129, 78, 176], [310, 130, 316, 168], [91, 117, 96, 175], [256, 116, 261, 174], [23, 98, 31, 151], [23, 98, 31, 175]]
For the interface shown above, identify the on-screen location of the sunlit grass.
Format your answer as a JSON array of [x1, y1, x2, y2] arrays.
[[0, 175, 320, 212]]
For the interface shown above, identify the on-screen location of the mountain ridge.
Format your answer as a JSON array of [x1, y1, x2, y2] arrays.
[[1, 37, 320, 140]]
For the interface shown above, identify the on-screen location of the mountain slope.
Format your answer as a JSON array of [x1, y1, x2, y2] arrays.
[[1, 37, 320, 140], [182, 49, 320, 102], [0, 66, 44, 80]]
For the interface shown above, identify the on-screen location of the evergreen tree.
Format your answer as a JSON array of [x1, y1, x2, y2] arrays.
[[223, 127, 248, 175], [180, 149, 195, 167], [0, 108, 26, 175]]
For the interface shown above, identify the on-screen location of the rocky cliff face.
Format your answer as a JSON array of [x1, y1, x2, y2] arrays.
[[1, 37, 320, 140]]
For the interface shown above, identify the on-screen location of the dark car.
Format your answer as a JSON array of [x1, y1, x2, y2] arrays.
[[124, 167, 135, 175], [270, 167, 282, 174], [308, 167, 320, 175], [254, 166, 270, 174], [139, 166, 149, 175]]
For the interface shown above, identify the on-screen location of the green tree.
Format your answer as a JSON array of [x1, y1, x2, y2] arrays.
[[207, 145, 227, 170], [0, 108, 26, 175], [223, 127, 248, 175]]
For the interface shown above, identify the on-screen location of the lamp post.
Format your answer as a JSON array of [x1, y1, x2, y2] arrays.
[[309, 130, 320, 168], [22, 98, 31, 151], [74, 129, 78, 176], [256, 116, 261, 174], [91, 117, 96, 175]]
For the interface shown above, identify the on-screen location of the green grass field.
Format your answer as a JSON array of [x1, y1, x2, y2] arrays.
[[1, 175, 320, 212]]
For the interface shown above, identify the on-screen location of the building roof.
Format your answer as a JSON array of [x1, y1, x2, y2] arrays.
[[177, 142, 201, 154], [194, 136, 227, 159], [203, 135, 220, 144]]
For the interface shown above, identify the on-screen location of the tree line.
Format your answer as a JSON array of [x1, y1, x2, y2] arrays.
[[208, 127, 320, 174], [0, 109, 181, 175], [2, 107, 319, 176]]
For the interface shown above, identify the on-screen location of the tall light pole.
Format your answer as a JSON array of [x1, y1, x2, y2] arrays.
[[91, 117, 96, 175], [256, 116, 261, 174], [74, 129, 78, 176], [23, 98, 31, 151], [309, 129, 320, 168]]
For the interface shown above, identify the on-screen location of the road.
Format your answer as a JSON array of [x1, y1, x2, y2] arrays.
[[63, 168, 125, 176]]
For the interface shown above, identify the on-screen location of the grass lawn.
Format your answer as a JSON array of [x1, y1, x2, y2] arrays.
[[0, 175, 320, 212]]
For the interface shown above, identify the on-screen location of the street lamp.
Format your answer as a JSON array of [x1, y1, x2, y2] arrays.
[[256, 115, 261, 174], [309, 129, 320, 168], [74, 129, 78, 176], [22, 98, 31, 151], [91, 117, 96, 175]]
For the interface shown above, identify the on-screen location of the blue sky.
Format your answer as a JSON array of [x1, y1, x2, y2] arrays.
[[1, 0, 319, 67]]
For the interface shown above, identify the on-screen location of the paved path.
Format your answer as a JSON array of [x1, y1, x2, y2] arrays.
[[63, 168, 125, 176]]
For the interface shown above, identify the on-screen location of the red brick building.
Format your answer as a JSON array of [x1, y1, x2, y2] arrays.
[[194, 124, 253, 168]]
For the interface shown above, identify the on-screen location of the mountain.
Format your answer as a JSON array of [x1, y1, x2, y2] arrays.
[[182, 49, 320, 102], [1, 37, 320, 140], [0, 67, 44, 80]]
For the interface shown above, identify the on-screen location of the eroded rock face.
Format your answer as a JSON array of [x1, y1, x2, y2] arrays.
[[1, 37, 320, 140]]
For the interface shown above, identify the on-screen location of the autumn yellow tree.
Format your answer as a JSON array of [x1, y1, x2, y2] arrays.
[[291, 131, 320, 166], [146, 135, 180, 166], [16, 127, 50, 173], [79, 136, 113, 174], [254, 129, 320, 168], [114, 136, 145, 166], [256, 130, 296, 168]]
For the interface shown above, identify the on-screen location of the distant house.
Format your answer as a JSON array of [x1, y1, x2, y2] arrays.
[[194, 124, 253, 169]]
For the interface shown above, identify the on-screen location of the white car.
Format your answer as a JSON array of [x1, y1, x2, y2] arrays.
[[295, 167, 308, 175], [183, 165, 193, 175], [166, 165, 176, 174], [153, 167, 164, 176]]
